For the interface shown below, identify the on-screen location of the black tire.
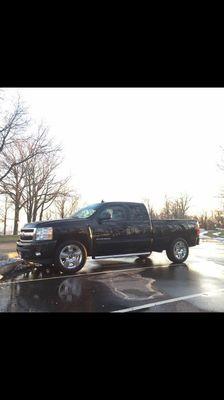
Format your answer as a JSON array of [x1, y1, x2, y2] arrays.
[[54, 240, 87, 274], [166, 238, 189, 264], [138, 252, 152, 260]]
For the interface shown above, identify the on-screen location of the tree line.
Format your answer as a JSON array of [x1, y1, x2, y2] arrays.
[[0, 92, 79, 235], [143, 194, 192, 220], [143, 193, 224, 230]]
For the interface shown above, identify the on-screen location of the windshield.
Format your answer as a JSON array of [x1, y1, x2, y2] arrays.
[[70, 204, 100, 219]]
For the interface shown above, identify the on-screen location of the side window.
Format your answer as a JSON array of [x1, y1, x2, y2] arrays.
[[112, 206, 126, 220], [128, 205, 148, 220], [99, 208, 113, 219], [99, 206, 127, 221]]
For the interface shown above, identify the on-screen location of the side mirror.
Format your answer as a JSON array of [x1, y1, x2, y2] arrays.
[[98, 211, 112, 222]]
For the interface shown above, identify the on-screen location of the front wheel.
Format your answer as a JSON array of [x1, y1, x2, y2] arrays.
[[166, 238, 189, 264], [54, 241, 87, 274]]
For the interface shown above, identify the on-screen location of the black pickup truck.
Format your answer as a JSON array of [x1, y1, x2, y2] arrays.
[[17, 201, 200, 274]]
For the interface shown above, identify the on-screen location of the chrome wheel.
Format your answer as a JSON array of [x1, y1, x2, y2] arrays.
[[173, 241, 187, 261], [59, 244, 83, 269]]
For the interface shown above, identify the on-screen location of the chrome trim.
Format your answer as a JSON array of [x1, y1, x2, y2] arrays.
[[96, 237, 111, 241], [173, 240, 187, 260], [94, 252, 151, 259], [88, 226, 93, 240], [20, 228, 36, 242], [59, 244, 83, 269], [20, 231, 33, 236]]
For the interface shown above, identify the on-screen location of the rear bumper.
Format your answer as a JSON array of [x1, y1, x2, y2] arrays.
[[191, 237, 200, 246], [17, 240, 57, 264], [188, 237, 200, 247]]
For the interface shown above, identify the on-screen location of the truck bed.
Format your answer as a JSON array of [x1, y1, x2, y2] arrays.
[[151, 219, 198, 251]]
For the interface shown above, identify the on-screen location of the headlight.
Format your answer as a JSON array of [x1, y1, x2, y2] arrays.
[[36, 227, 53, 241]]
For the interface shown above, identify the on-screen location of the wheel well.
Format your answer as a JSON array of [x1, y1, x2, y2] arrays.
[[55, 237, 90, 255]]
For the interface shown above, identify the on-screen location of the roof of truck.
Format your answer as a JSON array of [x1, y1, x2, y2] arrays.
[[98, 201, 144, 205]]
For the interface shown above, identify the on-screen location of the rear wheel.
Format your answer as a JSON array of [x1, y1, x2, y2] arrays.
[[54, 241, 87, 274], [166, 238, 189, 263]]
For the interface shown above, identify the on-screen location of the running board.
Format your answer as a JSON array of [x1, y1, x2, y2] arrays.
[[93, 252, 150, 259]]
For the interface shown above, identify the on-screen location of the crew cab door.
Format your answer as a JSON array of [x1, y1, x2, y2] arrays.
[[124, 203, 153, 253], [92, 204, 130, 256]]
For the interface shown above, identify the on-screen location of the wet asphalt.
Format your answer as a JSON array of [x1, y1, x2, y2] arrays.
[[1, 238, 224, 312]]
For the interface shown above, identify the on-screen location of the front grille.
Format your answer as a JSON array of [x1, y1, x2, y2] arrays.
[[19, 228, 36, 242]]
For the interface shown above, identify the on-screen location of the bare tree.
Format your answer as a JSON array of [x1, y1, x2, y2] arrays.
[[0, 96, 29, 182], [176, 193, 192, 218], [54, 188, 80, 219], [0, 194, 12, 235], [0, 126, 62, 233], [160, 194, 191, 219], [160, 196, 173, 219], [213, 210, 224, 227], [21, 140, 69, 223], [0, 139, 30, 234], [0, 94, 56, 183], [143, 197, 158, 219], [42, 210, 55, 221], [38, 175, 71, 221]]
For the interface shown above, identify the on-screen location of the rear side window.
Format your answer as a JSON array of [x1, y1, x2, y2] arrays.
[[99, 206, 127, 221], [128, 204, 148, 220]]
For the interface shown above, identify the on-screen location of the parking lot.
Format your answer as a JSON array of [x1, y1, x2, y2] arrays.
[[1, 237, 224, 312]]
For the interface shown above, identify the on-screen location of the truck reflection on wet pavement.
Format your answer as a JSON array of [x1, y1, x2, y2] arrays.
[[1, 238, 224, 312], [0, 258, 164, 312]]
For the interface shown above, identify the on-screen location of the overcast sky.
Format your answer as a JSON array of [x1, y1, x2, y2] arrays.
[[4, 87, 224, 216]]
